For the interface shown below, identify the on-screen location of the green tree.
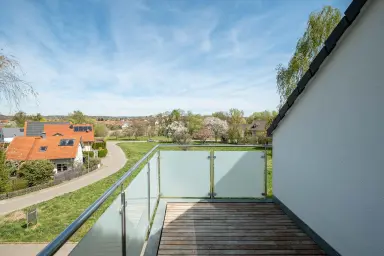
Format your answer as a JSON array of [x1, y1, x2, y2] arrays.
[[247, 110, 277, 124], [212, 111, 228, 121], [31, 113, 45, 121], [12, 111, 27, 127], [0, 51, 37, 108], [94, 123, 109, 137], [186, 111, 203, 136], [0, 148, 10, 192], [170, 109, 183, 122], [228, 108, 245, 126], [18, 160, 54, 187], [110, 130, 121, 140], [68, 110, 88, 124], [276, 6, 341, 105]]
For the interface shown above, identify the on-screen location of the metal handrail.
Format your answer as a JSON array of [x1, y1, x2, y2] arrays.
[[37, 143, 271, 256], [37, 144, 160, 256]]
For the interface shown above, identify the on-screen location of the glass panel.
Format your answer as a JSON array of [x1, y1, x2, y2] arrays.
[[125, 165, 149, 255], [149, 154, 159, 218], [69, 194, 122, 256], [159, 151, 210, 197], [214, 151, 265, 198]]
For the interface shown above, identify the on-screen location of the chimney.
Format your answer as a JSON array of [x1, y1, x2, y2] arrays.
[[41, 132, 46, 139]]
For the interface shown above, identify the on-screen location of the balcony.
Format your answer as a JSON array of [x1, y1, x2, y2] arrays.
[[38, 144, 326, 256]]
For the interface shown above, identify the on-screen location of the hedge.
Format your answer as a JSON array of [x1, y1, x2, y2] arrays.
[[98, 149, 108, 158], [0, 165, 99, 200], [92, 141, 106, 150]]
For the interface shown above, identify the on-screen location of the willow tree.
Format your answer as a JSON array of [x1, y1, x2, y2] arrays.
[[276, 6, 341, 105], [0, 51, 36, 108]]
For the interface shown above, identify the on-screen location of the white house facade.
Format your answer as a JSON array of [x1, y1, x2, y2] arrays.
[[268, 1, 383, 255]]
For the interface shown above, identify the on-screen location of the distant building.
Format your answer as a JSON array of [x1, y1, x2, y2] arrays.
[[6, 136, 83, 173], [241, 120, 267, 137], [0, 127, 25, 143]]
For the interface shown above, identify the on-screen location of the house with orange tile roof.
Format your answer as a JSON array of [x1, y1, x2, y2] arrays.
[[6, 135, 84, 173], [44, 124, 95, 151]]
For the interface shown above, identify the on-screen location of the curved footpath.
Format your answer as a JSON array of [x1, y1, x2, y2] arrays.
[[0, 141, 126, 216]]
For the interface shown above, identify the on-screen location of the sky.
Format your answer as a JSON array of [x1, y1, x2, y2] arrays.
[[0, 0, 351, 116]]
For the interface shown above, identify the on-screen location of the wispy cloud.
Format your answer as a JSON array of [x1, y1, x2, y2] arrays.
[[0, 0, 352, 116]]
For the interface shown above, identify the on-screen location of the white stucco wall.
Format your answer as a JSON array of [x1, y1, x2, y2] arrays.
[[83, 142, 92, 152], [4, 137, 14, 143], [74, 143, 84, 166], [272, 1, 384, 255]]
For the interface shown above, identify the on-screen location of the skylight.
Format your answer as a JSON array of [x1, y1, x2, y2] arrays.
[[39, 146, 48, 152]]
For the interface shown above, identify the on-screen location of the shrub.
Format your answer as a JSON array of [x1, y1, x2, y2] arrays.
[[250, 136, 259, 145], [84, 156, 101, 169], [0, 150, 9, 193], [18, 160, 55, 187], [83, 151, 95, 157], [9, 178, 28, 191], [98, 149, 108, 158], [92, 141, 106, 150]]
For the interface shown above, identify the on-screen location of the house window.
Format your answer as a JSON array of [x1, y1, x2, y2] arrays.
[[39, 146, 48, 152], [56, 164, 68, 172]]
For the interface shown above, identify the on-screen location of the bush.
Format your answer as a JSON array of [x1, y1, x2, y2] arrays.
[[98, 149, 108, 158], [83, 151, 95, 157], [18, 160, 55, 187], [92, 141, 106, 150], [9, 178, 28, 191], [94, 124, 109, 137], [0, 150, 9, 192], [84, 156, 101, 170]]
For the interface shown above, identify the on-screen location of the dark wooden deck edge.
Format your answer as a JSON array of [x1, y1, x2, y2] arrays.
[[161, 198, 274, 203], [143, 200, 167, 256], [143, 198, 274, 256], [272, 196, 341, 256]]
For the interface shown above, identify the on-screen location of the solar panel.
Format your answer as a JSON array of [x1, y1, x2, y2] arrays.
[[74, 127, 79, 132], [59, 139, 75, 146]]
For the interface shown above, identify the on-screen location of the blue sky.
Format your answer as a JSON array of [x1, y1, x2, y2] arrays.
[[0, 0, 351, 116]]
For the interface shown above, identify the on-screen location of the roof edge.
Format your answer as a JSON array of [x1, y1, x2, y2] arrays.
[[267, 0, 368, 136]]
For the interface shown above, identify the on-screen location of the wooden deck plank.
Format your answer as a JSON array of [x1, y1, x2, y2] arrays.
[[157, 203, 325, 256]]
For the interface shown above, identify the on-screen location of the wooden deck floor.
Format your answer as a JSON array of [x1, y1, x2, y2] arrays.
[[158, 203, 325, 255]]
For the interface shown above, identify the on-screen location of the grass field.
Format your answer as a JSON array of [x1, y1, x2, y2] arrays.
[[0, 143, 272, 242], [0, 142, 157, 242], [106, 135, 170, 141]]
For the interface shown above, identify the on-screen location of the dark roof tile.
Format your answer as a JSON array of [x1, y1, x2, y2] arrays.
[[325, 17, 350, 53], [345, 0, 368, 23], [297, 70, 312, 93], [279, 103, 289, 118], [309, 47, 329, 76]]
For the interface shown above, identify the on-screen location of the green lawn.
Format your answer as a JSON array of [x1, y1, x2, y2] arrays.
[[0, 143, 272, 242], [0, 142, 157, 242], [106, 135, 169, 141]]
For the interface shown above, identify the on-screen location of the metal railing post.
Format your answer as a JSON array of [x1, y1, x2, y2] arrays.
[[264, 143, 268, 197], [120, 185, 127, 256], [157, 151, 161, 197], [209, 150, 215, 198], [147, 158, 151, 223]]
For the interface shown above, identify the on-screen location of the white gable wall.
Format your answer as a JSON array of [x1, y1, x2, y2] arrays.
[[272, 1, 384, 255], [74, 143, 84, 166]]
